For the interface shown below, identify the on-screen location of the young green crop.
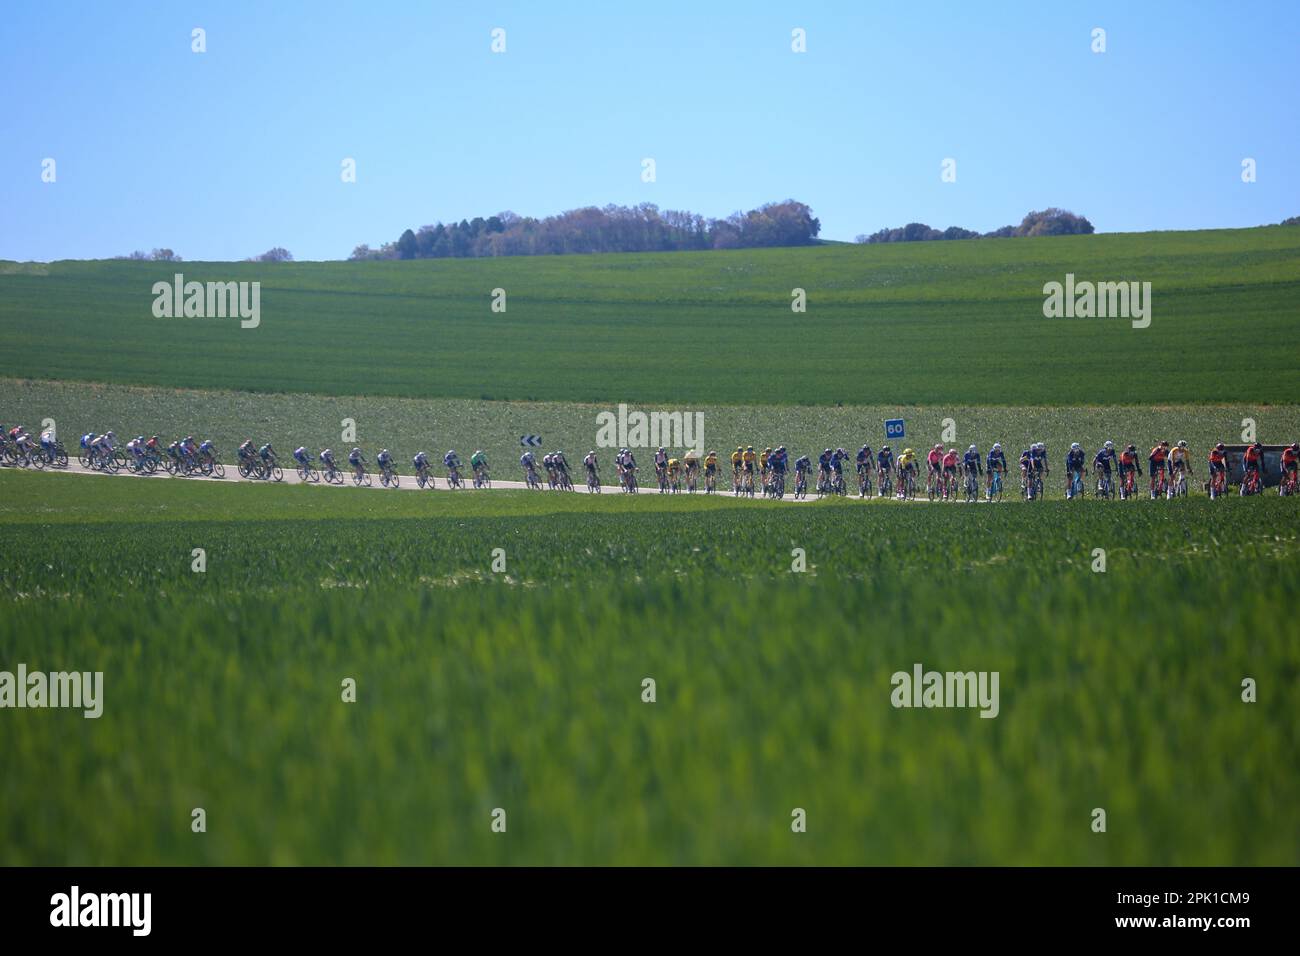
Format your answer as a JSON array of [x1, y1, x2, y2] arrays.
[[2, 473, 1297, 865]]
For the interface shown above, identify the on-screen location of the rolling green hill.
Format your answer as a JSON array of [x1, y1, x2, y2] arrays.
[[3, 226, 1298, 405]]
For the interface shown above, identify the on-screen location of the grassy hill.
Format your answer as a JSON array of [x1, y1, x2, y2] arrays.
[[3, 226, 1298, 405]]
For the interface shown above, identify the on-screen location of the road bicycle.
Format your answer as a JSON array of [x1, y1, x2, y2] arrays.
[[198, 453, 225, 478], [794, 470, 807, 500], [685, 465, 698, 494], [379, 464, 400, 489], [1067, 469, 1084, 500], [1167, 466, 1189, 498], [297, 461, 321, 483], [1119, 468, 1138, 500], [1207, 467, 1227, 499], [769, 470, 785, 500], [987, 468, 1004, 502], [447, 466, 463, 489], [927, 468, 941, 501], [1279, 468, 1298, 497], [415, 465, 434, 489], [877, 467, 893, 499], [352, 464, 372, 487], [586, 468, 601, 493], [857, 465, 873, 498], [964, 469, 980, 502], [1149, 468, 1168, 499], [621, 467, 638, 493], [525, 466, 542, 490], [1093, 467, 1113, 500], [1240, 468, 1263, 497], [473, 466, 491, 489], [704, 467, 716, 494]]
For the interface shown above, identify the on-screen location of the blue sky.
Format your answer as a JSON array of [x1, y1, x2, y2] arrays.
[[2, 0, 1296, 261]]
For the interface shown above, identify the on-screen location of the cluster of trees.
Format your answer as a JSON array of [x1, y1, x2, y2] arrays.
[[1281, 215, 1300, 226], [247, 247, 293, 262], [114, 247, 294, 262], [116, 248, 182, 261], [350, 200, 821, 260], [857, 208, 1095, 244]]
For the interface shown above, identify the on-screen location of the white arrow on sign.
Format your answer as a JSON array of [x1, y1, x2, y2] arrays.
[[520, 435, 542, 447]]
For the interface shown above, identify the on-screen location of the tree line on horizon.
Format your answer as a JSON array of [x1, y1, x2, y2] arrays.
[[856, 208, 1095, 243], [349, 200, 822, 260]]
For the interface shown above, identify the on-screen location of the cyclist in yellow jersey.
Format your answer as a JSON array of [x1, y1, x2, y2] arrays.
[[704, 450, 718, 472], [667, 457, 681, 477], [1169, 440, 1191, 471], [897, 448, 916, 470], [742, 446, 756, 467]]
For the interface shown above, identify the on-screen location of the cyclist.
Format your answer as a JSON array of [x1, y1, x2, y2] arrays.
[[1168, 440, 1192, 493], [38, 426, 58, 462], [683, 448, 700, 487], [654, 447, 668, 484], [165, 439, 184, 466], [321, 447, 338, 476], [348, 446, 367, 480], [941, 446, 959, 497], [126, 434, 145, 463], [927, 443, 943, 486], [794, 453, 812, 494], [376, 448, 395, 477], [411, 449, 429, 479], [1117, 443, 1141, 496], [1281, 442, 1299, 491], [1242, 441, 1264, 491], [258, 442, 277, 468], [80, 431, 96, 458], [769, 446, 788, 492], [181, 435, 200, 460], [818, 448, 834, 488], [1093, 441, 1118, 493], [520, 449, 538, 484], [1064, 443, 1086, 498], [896, 447, 918, 497], [742, 445, 757, 484], [963, 444, 983, 492], [730, 446, 743, 490], [584, 450, 599, 485], [830, 448, 847, 489], [470, 449, 488, 481], [551, 450, 568, 481], [760, 447, 772, 487], [986, 443, 1008, 494], [876, 445, 894, 491], [197, 438, 216, 465], [1030, 442, 1048, 481], [238, 439, 256, 465], [1148, 441, 1169, 496], [444, 449, 462, 482], [666, 455, 681, 490], [856, 443, 874, 484], [293, 446, 313, 470], [703, 449, 718, 486]]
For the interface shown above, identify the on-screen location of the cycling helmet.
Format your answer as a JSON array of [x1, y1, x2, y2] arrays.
[[151, 435, 159, 442], [1127, 444, 1136, 451], [777, 446, 785, 453], [588, 450, 595, 456], [658, 447, 665, 453], [106, 431, 115, 438], [882, 445, 890, 452], [1161, 440, 1170, 447], [1104, 440, 1113, 450], [1292, 443, 1299, 451], [1216, 442, 1225, 450], [475, 449, 483, 456], [381, 448, 389, 455], [969, 444, 977, 453], [765, 447, 772, 454], [1071, 442, 1081, 450], [747, 446, 754, 452], [824, 448, 832, 456], [137, 435, 145, 443], [904, 448, 914, 456], [1177, 440, 1187, 448], [992, 442, 1001, 451]]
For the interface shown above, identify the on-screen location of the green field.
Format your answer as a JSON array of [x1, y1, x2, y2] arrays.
[[4, 226, 1300, 405], [4, 227, 1299, 866], [2, 470, 1297, 865]]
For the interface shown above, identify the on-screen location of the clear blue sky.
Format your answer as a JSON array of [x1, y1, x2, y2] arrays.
[[3, 0, 1296, 261]]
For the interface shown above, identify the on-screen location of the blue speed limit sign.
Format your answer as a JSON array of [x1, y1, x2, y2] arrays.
[[885, 419, 905, 440]]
